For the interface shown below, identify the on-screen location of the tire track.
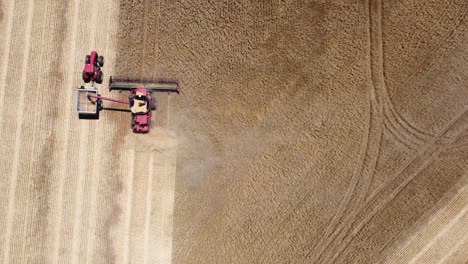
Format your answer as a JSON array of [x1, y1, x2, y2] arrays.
[[122, 148, 135, 264], [383, 119, 417, 150], [408, 199, 468, 263], [0, 0, 15, 137], [116, 0, 145, 77], [50, 0, 80, 262], [0, 0, 17, 260], [140, 0, 149, 78], [31, 2, 70, 260], [1, 1, 35, 263], [70, 119, 90, 264], [16, 1, 52, 262], [377, 3, 468, 149], [322, 106, 468, 263], [315, 1, 468, 262], [435, 232, 468, 264], [375, 1, 431, 150], [167, 93, 171, 127], [143, 153, 155, 264], [119, 107, 178, 263], [123, 131, 177, 264], [311, 96, 382, 262], [383, 99, 430, 145], [84, 3, 115, 262], [128, 150, 151, 264], [310, 1, 386, 261], [70, 2, 98, 263], [381, 175, 468, 264], [143, 0, 161, 79], [414, 212, 468, 264], [151, 139, 177, 264]]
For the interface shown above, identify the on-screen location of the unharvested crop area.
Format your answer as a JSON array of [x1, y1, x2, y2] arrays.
[[0, 0, 468, 263]]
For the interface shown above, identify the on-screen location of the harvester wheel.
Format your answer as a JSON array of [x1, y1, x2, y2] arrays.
[[97, 56, 104, 67], [85, 55, 90, 64], [150, 98, 157, 110], [96, 70, 103, 84]]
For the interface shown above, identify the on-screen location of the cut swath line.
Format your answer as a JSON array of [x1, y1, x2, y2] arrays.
[[70, 2, 98, 263], [155, 157, 175, 263], [435, 231, 468, 264], [122, 149, 135, 264], [2, 1, 35, 264], [411, 211, 468, 263], [143, 153, 154, 264], [167, 94, 171, 128], [83, 115, 101, 263], [0, 0, 15, 137], [18, 0, 51, 261], [50, 0, 81, 262], [383, 177, 468, 264], [408, 197, 468, 263], [84, 2, 115, 261], [70, 122, 89, 264], [384, 183, 468, 263]]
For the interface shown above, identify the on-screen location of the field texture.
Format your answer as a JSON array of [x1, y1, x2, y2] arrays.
[[0, 0, 468, 263]]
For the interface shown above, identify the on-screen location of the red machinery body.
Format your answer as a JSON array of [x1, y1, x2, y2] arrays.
[[129, 88, 155, 133], [82, 51, 104, 84]]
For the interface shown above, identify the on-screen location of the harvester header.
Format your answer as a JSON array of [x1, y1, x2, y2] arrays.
[[109, 76, 180, 93]]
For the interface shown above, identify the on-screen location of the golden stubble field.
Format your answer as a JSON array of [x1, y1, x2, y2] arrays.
[[0, 0, 467, 263]]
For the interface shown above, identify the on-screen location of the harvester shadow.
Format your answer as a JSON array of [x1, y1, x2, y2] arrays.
[[102, 107, 131, 113]]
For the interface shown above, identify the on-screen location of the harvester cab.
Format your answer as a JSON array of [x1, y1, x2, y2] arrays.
[[130, 92, 150, 114]]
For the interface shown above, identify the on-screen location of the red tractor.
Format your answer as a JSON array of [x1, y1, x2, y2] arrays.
[[82, 51, 104, 84]]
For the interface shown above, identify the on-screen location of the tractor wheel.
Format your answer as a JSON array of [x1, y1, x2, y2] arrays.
[[150, 98, 157, 110], [83, 70, 90, 83], [97, 99, 103, 111], [97, 56, 104, 67], [85, 55, 90, 64], [96, 70, 103, 84]]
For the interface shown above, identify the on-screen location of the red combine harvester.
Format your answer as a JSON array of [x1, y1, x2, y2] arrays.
[[82, 51, 104, 84], [76, 76, 179, 133]]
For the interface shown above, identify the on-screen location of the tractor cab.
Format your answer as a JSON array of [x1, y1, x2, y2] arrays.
[[82, 51, 104, 84]]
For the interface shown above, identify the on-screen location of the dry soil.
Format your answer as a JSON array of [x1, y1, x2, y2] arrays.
[[0, 0, 468, 263]]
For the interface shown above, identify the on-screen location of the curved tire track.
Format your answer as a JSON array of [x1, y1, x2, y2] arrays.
[[310, 1, 386, 260], [315, 1, 468, 262], [323, 106, 468, 263], [375, 3, 468, 150]]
